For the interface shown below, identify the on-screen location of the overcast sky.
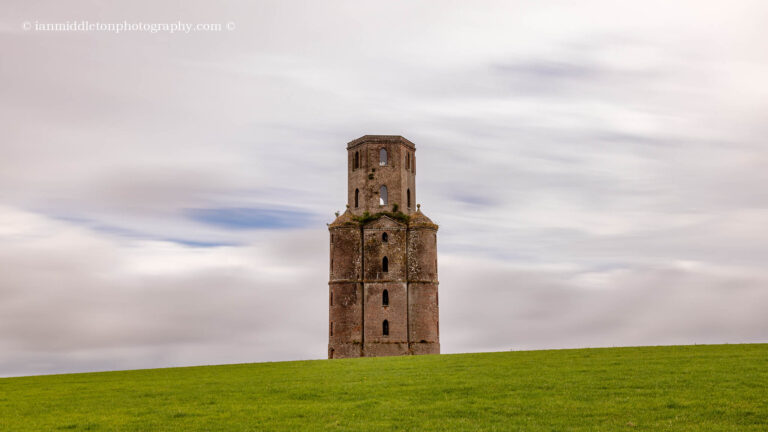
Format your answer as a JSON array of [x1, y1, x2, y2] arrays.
[[1, 1, 767, 377]]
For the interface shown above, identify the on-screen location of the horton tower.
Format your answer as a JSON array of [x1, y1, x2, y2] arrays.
[[328, 135, 439, 359]]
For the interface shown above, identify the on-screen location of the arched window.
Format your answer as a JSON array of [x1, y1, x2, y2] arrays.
[[407, 189, 411, 208], [355, 188, 359, 208], [379, 148, 387, 166], [329, 348, 334, 359], [382, 289, 389, 306], [406, 153, 410, 170], [382, 256, 388, 273], [382, 319, 389, 335], [382, 232, 388, 243], [354, 151, 359, 169], [379, 185, 388, 205]]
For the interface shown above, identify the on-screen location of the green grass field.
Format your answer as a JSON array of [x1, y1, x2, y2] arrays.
[[1, 344, 766, 431]]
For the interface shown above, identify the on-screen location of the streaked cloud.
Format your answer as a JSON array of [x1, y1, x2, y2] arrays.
[[0, 0, 766, 376]]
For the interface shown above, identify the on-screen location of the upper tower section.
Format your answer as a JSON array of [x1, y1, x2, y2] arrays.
[[347, 135, 417, 215]]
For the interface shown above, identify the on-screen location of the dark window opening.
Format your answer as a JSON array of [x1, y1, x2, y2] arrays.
[[382, 256, 389, 273], [330, 322, 333, 336], [355, 188, 359, 208], [330, 291, 333, 306], [407, 189, 411, 208], [406, 153, 410, 170], [383, 320, 389, 336], [329, 348, 334, 359], [382, 232, 388, 242], [382, 289, 389, 306], [354, 151, 359, 169]]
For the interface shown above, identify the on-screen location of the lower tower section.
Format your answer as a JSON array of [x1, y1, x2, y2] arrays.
[[328, 206, 439, 359]]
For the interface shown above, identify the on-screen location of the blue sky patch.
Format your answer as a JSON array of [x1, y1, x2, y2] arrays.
[[164, 238, 238, 248], [186, 207, 316, 230]]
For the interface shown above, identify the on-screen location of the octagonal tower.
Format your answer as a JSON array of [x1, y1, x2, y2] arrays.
[[328, 135, 439, 359]]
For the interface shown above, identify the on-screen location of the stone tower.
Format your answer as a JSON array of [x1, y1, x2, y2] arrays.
[[328, 135, 439, 359]]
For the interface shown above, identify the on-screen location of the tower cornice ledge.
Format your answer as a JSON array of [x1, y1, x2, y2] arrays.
[[346, 135, 416, 150]]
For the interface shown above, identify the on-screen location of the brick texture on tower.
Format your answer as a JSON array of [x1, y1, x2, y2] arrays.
[[328, 135, 439, 359]]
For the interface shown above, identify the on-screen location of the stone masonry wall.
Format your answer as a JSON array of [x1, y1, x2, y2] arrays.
[[328, 225, 362, 359]]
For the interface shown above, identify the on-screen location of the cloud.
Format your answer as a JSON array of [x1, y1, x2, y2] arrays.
[[0, 206, 328, 377], [440, 255, 768, 353], [0, 0, 767, 376]]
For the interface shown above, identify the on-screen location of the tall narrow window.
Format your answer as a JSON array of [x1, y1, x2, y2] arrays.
[[382, 232, 388, 242], [330, 322, 333, 336], [382, 289, 389, 306], [382, 256, 388, 273], [354, 151, 359, 169], [383, 320, 389, 336], [379, 148, 387, 166], [355, 188, 359, 208], [407, 189, 411, 208], [379, 185, 388, 205], [330, 291, 333, 306], [406, 153, 410, 170]]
